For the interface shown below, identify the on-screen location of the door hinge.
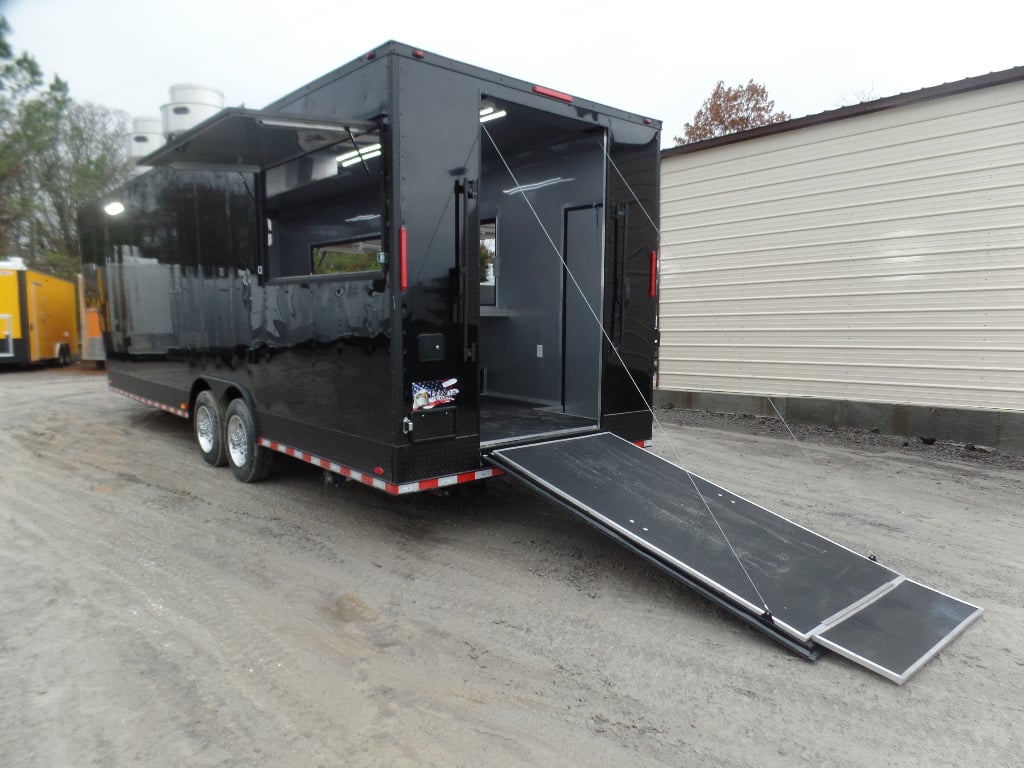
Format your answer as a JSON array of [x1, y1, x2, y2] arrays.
[[402, 416, 414, 435], [455, 178, 479, 199]]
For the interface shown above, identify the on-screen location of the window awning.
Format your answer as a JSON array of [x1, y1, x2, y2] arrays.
[[141, 108, 379, 171]]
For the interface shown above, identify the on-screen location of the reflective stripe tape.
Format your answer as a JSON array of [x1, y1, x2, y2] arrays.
[[257, 436, 502, 495], [109, 385, 189, 418], [109, 383, 641, 487]]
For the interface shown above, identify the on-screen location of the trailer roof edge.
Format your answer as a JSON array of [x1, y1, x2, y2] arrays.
[[263, 40, 662, 132]]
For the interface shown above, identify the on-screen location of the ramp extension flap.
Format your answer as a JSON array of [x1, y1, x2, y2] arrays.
[[487, 432, 981, 684]]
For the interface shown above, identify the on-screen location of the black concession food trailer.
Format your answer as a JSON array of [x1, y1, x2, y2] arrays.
[[80, 43, 979, 683], [79, 41, 660, 491]]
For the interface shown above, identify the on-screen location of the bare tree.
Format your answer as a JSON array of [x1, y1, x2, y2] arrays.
[[676, 80, 790, 145]]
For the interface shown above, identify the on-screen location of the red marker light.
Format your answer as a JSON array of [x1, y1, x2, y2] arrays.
[[649, 250, 658, 298], [365, 51, 376, 60], [532, 85, 573, 103], [412, 50, 425, 59], [399, 226, 409, 291], [374, 466, 385, 476]]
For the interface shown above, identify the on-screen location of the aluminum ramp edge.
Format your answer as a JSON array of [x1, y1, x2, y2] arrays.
[[811, 580, 983, 684], [486, 432, 982, 683], [485, 448, 823, 661]]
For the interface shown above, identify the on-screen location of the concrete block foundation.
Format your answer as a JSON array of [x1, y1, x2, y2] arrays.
[[654, 390, 1024, 457]]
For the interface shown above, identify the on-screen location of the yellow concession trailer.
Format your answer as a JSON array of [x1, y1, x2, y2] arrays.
[[0, 257, 78, 366]]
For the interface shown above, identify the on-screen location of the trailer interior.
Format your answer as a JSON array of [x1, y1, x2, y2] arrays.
[[477, 97, 606, 445]]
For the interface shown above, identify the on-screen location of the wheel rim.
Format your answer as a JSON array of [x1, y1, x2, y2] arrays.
[[196, 405, 216, 453], [227, 413, 248, 467]]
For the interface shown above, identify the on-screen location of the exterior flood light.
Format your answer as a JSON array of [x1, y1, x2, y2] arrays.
[[104, 202, 125, 216]]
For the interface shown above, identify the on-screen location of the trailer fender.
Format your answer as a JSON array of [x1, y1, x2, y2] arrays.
[[189, 377, 257, 420], [189, 377, 263, 446]]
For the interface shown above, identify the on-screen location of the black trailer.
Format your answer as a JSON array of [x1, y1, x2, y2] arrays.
[[79, 43, 979, 683], [80, 42, 659, 490]]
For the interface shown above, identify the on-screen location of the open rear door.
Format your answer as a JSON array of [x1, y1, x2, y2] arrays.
[[488, 432, 981, 683]]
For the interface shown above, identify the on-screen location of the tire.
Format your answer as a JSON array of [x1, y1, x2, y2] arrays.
[[224, 398, 273, 483], [58, 345, 70, 367], [194, 390, 227, 467]]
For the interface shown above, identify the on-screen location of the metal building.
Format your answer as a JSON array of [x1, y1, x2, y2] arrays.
[[658, 67, 1024, 453]]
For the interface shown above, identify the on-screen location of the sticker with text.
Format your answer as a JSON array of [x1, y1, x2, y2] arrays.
[[412, 378, 459, 410]]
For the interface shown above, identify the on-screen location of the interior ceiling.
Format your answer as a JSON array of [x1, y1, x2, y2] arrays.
[[481, 99, 603, 162]]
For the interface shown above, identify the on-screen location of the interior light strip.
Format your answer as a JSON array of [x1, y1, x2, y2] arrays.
[[337, 143, 382, 163]]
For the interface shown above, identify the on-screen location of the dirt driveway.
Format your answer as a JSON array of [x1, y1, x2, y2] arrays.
[[1, 367, 1021, 767]]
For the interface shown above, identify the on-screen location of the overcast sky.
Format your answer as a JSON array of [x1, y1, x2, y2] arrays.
[[3, 0, 1022, 148]]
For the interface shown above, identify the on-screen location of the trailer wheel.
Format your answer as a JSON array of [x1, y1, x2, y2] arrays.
[[224, 398, 273, 483], [58, 344, 70, 367], [194, 390, 227, 467]]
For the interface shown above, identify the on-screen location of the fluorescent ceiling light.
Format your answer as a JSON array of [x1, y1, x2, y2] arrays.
[[341, 148, 381, 167], [103, 201, 125, 216], [480, 109, 507, 123], [258, 117, 362, 133], [337, 143, 381, 163], [503, 177, 572, 195]]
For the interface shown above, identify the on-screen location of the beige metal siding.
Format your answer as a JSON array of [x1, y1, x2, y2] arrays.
[[659, 82, 1024, 411]]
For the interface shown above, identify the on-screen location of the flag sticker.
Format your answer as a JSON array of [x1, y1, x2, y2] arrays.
[[412, 378, 459, 410]]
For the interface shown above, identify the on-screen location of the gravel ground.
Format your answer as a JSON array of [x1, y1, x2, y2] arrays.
[[1, 366, 1022, 767]]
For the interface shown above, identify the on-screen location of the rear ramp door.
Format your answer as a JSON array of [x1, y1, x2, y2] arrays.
[[488, 432, 981, 683]]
